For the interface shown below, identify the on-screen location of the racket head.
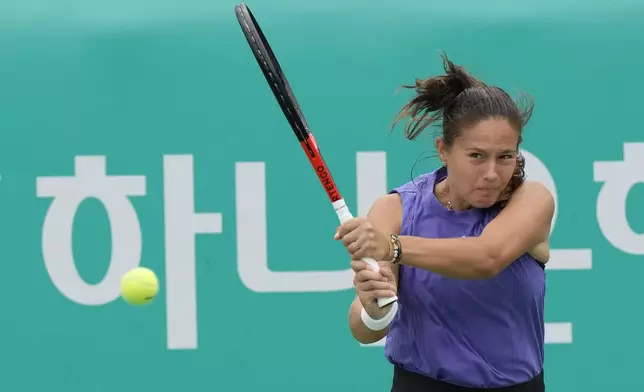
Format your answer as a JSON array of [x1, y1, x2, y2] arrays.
[[234, 3, 310, 141]]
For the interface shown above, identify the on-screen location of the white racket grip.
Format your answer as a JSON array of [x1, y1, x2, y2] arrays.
[[333, 199, 398, 308]]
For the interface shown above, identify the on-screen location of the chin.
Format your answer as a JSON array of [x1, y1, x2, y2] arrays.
[[470, 196, 499, 208]]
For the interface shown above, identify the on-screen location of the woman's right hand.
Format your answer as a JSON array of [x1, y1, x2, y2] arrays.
[[351, 260, 397, 319]]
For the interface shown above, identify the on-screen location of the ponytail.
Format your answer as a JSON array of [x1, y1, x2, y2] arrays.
[[392, 52, 483, 140]]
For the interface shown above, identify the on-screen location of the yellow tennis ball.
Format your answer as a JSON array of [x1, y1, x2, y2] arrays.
[[120, 267, 159, 306]]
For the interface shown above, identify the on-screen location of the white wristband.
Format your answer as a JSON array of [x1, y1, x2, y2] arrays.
[[360, 301, 399, 331]]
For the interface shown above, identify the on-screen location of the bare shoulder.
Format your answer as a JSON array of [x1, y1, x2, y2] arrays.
[[515, 181, 552, 198], [368, 193, 403, 231], [507, 181, 555, 212], [502, 180, 555, 224], [508, 181, 554, 262], [370, 193, 403, 213]]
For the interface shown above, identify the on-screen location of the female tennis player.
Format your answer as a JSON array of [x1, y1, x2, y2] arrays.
[[336, 53, 553, 391]]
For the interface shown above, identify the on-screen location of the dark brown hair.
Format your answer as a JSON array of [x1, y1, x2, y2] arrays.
[[392, 52, 534, 204]]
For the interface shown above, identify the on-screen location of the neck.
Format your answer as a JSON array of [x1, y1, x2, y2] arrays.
[[434, 176, 472, 211]]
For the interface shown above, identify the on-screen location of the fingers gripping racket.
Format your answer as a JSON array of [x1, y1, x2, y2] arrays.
[[234, 3, 397, 308]]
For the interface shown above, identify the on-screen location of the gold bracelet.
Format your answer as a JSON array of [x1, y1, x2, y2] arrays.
[[389, 234, 402, 264]]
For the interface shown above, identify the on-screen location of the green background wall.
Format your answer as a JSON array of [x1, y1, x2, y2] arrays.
[[1, 0, 643, 390]]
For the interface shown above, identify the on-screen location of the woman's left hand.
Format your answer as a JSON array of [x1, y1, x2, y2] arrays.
[[334, 217, 392, 261]]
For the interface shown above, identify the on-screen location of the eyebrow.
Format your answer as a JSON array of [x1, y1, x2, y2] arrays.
[[466, 147, 518, 153]]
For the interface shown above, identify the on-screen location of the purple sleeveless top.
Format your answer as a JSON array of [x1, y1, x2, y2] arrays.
[[384, 166, 545, 388]]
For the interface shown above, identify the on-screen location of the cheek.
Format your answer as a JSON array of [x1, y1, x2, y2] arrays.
[[450, 160, 473, 178], [501, 161, 517, 181], [492, 167, 515, 192], [460, 165, 484, 189]]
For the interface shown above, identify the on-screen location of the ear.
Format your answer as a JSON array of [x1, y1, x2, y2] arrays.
[[435, 137, 449, 164]]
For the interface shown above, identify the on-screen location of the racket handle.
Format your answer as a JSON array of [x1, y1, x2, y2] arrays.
[[333, 199, 399, 308], [362, 256, 399, 308]]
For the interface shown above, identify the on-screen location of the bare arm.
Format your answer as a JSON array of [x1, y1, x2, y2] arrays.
[[348, 194, 401, 344], [398, 181, 554, 279]]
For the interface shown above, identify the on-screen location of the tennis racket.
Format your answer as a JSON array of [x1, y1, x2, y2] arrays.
[[234, 3, 397, 308]]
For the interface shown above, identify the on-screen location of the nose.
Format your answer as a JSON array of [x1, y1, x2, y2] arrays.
[[482, 162, 499, 183]]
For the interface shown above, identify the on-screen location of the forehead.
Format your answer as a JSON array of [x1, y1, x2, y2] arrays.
[[456, 118, 519, 150]]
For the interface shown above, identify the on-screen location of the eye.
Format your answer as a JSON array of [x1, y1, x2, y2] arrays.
[[469, 152, 484, 159], [499, 154, 514, 160]]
